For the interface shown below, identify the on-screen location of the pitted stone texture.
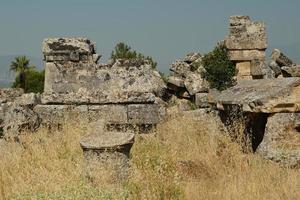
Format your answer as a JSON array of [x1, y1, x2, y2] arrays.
[[211, 78, 300, 113], [184, 73, 209, 95], [271, 49, 294, 67], [88, 105, 127, 124], [170, 60, 191, 77], [195, 93, 209, 108], [16, 93, 41, 106], [34, 105, 74, 127], [3, 105, 41, 138], [167, 76, 185, 88], [226, 16, 267, 50], [128, 104, 160, 124], [268, 61, 282, 76], [282, 65, 300, 77], [43, 38, 95, 55], [257, 113, 300, 167], [0, 88, 24, 103], [250, 60, 266, 76], [183, 53, 202, 64], [43, 59, 164, 104], [229, 50, 265, 61], [43, 38, 99, 63]]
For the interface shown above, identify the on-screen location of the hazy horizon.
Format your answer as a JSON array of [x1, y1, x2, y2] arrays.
[[1, 0, 300, 72]]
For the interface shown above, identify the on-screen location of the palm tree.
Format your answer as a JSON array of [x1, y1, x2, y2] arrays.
[[10, 56, 32, 90]]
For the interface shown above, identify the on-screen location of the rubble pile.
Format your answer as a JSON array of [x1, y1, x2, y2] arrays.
[[166, 53, 210, 108]]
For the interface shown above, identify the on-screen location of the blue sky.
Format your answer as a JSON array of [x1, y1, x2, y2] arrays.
[[1, 0, 300, 72]]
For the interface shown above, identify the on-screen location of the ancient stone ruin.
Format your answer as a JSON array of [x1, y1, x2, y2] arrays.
[[1, 15, 300, 174], [225, 15, 268, 81]]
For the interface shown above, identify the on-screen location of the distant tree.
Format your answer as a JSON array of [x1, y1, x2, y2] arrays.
[[201, 43, 236, 91], [110, 42, 157, 68], [12, 69, 45, 93], [10, 56, 32, 90]]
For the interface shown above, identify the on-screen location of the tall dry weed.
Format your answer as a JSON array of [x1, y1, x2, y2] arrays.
[[0, 112, 299, 200]]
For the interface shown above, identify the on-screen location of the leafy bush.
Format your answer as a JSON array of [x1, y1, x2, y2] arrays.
[[201, 43, 236, 90], [111, 42, 157, 69], [12, 69, 45, 93]]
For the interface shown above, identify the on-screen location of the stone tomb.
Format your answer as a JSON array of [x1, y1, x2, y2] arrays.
[[210, 78, 300, 167], [39, 38, 165, 128], [225, 16, 267, 80], [39, 38, 166, 178]]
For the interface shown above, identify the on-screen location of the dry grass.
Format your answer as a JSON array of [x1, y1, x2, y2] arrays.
[[0, 113, 299, 199]]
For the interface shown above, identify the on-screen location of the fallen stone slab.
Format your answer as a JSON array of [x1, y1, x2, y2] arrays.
[[195, 93, 209, 108], [210, 77, 300, 113], [183, 52, 202, 64], [184, 73, 209, 95], [167, 76, 185, 88], [282, 65, 300, 77], [271, 49, 294, 67], [268, 60, 282, 76], [256, 113, 300, 167], [170, 60, 191, 77]]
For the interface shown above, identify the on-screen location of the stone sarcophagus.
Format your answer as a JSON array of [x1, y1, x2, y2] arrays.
[[38, 38, 166, 129]]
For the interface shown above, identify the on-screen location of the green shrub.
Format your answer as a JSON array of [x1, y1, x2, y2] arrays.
[[201, 43, 236, 91], [111, 42, 157, 69], [12, 69, 45, 93]]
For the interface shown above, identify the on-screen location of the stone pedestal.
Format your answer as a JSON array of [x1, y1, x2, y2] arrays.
[[80, 122, 135, 181]]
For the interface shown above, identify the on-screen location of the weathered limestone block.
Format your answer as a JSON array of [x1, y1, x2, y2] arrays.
[[271, 49, 294, 67], [80, 121, 135, 180], [128, 104, 160, 124], [16, 93, 41, 106], [236, 61, 251, 76], [43, 59, 164, 104], [42, 38, 98, 62], [282, 65, 300, 77], [3, 104, 41, 138], [250, 60, 267, 77], [184, 73, 209, 95], [170, 60, 191, 77], [195, 93, 209, 108], [34, 104, 129, 127], [183, 53, 202, 64], [210, 78, 300, 113], [226, 16, 267, 50], [0, 88, 24, 103], [43, 38, 95, 54], [88, 105, 127, 124], [229, 50, 265, 61], [268, 61, 282, 76], [41, 91, 156, 105], [257, 113, 300, 167], [33, 105, 74, 127], [167, 75, 185, 88]]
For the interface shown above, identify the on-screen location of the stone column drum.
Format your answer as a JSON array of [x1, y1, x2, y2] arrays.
[[80, 123, 135, 180]]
